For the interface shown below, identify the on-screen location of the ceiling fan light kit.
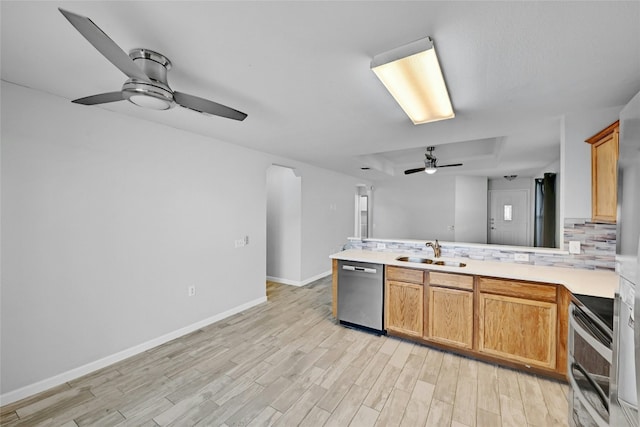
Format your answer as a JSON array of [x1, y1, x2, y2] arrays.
[[371, 37, 454, 125], [424, 159, 437, 174], [121, 49, 175, 110], [425, 166, 438, 174], [58, 8, 247, 121]]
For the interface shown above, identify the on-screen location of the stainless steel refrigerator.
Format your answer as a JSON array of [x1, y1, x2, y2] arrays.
[[611, 90, 640, 427]]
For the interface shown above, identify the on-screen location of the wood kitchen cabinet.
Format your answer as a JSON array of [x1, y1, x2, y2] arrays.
[[477, 277, 558, 370], [385, 266, 424, 337], [333, 259, 570, 379], [586, 121, 619, 223], [425, 271, 474, 349]]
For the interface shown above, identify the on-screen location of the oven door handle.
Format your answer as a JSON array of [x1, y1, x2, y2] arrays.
[[570, 313, 613, 362], [569, 362, 609, 427]]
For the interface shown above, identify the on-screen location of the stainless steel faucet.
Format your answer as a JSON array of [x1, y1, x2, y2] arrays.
[[426, 240, 441, 258]]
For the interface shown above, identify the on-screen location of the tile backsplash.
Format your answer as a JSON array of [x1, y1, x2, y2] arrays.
[[562, 218, 616, 270], [345, 218, 616, 271]]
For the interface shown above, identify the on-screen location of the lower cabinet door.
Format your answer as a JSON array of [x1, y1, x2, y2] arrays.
[[478, 292, 557, 370], [385, 280, 423, 337], [426, 286, 474, 349]]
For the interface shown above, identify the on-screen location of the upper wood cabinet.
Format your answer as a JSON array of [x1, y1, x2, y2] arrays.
[[586, 121, 619, 223]]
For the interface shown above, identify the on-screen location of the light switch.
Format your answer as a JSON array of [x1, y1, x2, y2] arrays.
[[569, 241, 581, 254]]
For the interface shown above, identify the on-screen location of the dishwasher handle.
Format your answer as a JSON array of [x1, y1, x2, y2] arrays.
[[342, 265, 378, 274]]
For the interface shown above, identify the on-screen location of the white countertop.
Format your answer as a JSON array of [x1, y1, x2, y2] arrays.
[[331, 249, 619, 299]]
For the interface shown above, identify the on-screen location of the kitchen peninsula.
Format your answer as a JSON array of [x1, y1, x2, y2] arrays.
[[330, 244, 618, 381]]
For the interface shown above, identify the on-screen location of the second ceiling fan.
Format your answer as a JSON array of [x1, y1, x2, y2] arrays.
[[404, 146, 463, 175]]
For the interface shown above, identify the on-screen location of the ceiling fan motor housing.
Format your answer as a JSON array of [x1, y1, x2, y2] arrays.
[[122, 48, 175, 110]]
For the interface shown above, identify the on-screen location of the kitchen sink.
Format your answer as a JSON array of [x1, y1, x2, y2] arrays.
[[395, 256, 466, 268], [395, 256, 434, 264], [433, 260, 467, 267]]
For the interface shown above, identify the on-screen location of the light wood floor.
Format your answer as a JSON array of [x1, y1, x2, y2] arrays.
[[1, 276, 569, 426]]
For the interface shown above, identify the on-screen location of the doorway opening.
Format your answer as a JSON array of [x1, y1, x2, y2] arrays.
[[355, 185, 372, 238], [266, 165, 301, 292]]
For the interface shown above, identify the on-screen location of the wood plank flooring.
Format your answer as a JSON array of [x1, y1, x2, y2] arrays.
[[1, 276, 569, 426]]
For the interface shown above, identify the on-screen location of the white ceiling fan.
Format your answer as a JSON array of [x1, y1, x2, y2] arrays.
[[58, 8, 247, 121]]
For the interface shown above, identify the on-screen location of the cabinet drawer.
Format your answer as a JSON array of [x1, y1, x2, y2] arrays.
[[386, 266, 424, 284], [429, 272, 473, 290], [478, 277, 557, 302]]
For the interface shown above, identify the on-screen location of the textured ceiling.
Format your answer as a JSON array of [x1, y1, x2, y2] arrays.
[[2, 1, 639, 180]]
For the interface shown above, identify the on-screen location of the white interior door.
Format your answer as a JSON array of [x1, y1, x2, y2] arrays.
[[488, 189, 530, 246]]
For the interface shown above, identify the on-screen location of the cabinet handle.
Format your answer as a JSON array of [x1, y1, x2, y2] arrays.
[[342, 265, 377, 274]]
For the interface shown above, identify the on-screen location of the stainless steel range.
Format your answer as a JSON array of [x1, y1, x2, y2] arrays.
[[569, 293, 614, 427]]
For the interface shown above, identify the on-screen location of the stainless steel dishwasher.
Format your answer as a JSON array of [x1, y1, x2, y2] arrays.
[[337, 260, 384, 334]]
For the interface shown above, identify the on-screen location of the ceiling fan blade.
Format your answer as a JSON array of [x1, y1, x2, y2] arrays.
[[404, 167, 427, 175], [72, 91, 124, 105], [58, 8, 151, 83], [437, 163, 463, 168], [174, 92, 247, 121]]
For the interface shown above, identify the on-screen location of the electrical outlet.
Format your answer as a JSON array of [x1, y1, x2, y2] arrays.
[[234, 239, 245, 248], [569, 241, 581, 254], [244, 235, 249, 245], [514, 253, 530, 262], [377, 243, 386, 249], [188, 286, 196, 297]]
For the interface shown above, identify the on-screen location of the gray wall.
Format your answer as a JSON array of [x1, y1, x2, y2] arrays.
[[0, 81, 361, 400], [454, 176, 488, 243], [1, 82, 270, 397], [300, 165, 365, 280], [265, 164, 368, 285], [371, 174, 457, 241]]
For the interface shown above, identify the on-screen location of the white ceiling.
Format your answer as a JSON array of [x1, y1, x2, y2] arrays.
[[2, 1, 639, 180]]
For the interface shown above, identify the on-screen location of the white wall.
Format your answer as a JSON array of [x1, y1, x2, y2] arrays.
[[562, 105, 623, 219], [0, 82, 270, 398], [299, 164, 366, 281], [265, 163, 365, 285], [371, 174, 456, 241], [488, 176, 534, 192], [266, 166, 301, 282], [0, 81, 362, 401], [454, 176, 488, 243]]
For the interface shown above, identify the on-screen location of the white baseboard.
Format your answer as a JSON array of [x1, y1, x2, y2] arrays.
[[0, 295, 267, 406], [267, 269, 331, 287]]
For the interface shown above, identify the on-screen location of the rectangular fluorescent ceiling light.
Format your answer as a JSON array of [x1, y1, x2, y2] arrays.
[[371, 37, 454, 125]]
